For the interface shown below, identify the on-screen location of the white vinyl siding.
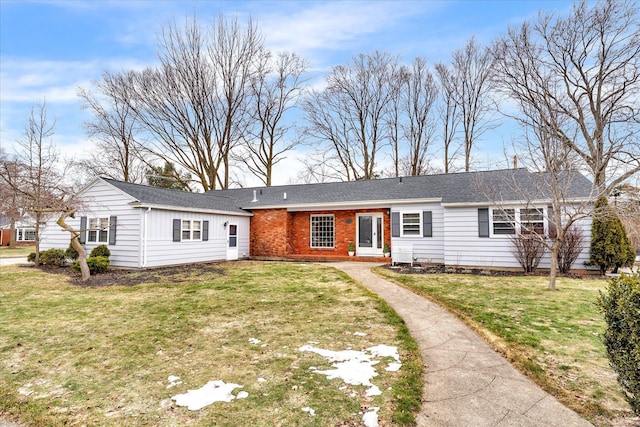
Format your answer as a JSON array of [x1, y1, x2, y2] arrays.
[[391, 203, 444, 264], [40, 178, 251, 268], [444, 206, 592, 270]]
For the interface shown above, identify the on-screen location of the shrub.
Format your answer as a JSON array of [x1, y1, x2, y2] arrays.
[[65, 244, 80, 260], [557, 225, 585, 274], [590, 196, 635, 274], [27, 252, 36, 263], [511, 234, 547, 273], [598, 274, 640, 416], [72, 256, 110, 275], [40, 248, 66, 267], [89, 245, 111, 258]]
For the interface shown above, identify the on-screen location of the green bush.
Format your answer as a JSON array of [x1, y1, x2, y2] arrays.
[[40, 249, 66, 267], [89, 244, 111, 258], [27, 252, 36, 263], [590, 196, 635, 274], [598, 274, 640, 416], [72, 256, 110, 275], [65, 244, 80, 260]]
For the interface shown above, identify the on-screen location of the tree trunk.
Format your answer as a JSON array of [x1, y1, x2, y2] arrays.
[[548, 245, 558, 291], [56, 211, 90, 281], [8, 215, 16, 249]]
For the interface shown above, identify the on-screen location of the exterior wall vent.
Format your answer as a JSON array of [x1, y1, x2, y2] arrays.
[[284, 192, 287, 200], [252, 190, 258, 203]]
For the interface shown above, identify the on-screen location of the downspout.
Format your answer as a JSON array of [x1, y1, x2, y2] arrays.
[[142, 207, 151, 267]]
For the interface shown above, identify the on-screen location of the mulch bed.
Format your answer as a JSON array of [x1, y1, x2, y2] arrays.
[[36, 263, 226, 287]]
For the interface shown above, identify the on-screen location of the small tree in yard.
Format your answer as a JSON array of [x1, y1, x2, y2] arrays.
[[511, 234, 547, 273], [557, 225, 585, 274], [590, 196, 635, 274], [598, 274, 640, 416]]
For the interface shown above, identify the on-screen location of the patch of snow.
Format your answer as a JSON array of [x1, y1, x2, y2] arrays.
[[385, 362, 402, 372], [236, 391, 249, 399], [368, 344, 400, 362], [354, 331, 367, 336], [363, 407, 380, 427], [301, 407, 316, 416], [257, 378, 267, 382], [171, 380, 243, 411], [248, 338, 261, 344], [366, 384, 382, 396], [167, 375, 183, 389]]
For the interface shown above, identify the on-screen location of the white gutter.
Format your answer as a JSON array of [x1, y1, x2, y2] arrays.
[[245, 198, 442, 211], [129, 202, 253, 217], [441, 197, 593, 208]]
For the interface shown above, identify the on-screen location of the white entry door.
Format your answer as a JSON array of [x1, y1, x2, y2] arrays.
[[356, 214, 384, 256], [226, 223, 239, 260]]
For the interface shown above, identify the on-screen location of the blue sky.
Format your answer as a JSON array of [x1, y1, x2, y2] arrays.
[[0, 0, 576, 185]]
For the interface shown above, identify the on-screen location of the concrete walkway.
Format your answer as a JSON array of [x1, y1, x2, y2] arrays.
[[328, 262, 593, 427]]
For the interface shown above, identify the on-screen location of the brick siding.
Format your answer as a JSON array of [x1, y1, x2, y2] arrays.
[[250, 208, 391, 258]]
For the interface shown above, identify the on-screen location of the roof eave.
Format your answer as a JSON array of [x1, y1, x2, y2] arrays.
[[242, 198, 442, 211], [129, 202, 253, 216]]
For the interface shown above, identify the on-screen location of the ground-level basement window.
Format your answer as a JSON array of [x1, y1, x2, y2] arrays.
[[310, 215, 334, 248]]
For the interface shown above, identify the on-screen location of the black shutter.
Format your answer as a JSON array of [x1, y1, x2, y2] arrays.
[[391, 212, 400, 237], [79, 216, 87, 244], [173, 219, 181, 242], [478, 208, 489, 238], [108, 216, 117, 245], [422, 211, 432, 237], [202, 220, 209, 241]]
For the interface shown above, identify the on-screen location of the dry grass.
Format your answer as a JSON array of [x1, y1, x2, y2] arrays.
[[0, 245, 35, 259], [0, 261, 422, 426], [374, 268, 637, 426]]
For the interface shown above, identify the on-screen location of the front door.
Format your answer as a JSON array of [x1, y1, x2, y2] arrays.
[[356, 213, 383, 256], [226, 223, 238, 260]]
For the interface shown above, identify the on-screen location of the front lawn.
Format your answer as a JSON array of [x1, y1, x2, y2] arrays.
[[0, 262, 422, 426], [374, 268, 634, 426], [0, 245, 35, 259]]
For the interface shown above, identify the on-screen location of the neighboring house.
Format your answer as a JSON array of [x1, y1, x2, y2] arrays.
[[40, 169, 595, 270], [0, 214, 36, 246]]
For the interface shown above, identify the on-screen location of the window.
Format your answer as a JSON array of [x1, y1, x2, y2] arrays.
[[520, 208, 544, 234], [492, 209, 516, 235], [478, 208, 489, 238], [16, 228, 36, 242], [173, 219, 208, 242], [310, 215, 334, 248], [181, 220, 202, 241], [88, 218, 110, 243], [402, 213, 420, 236]]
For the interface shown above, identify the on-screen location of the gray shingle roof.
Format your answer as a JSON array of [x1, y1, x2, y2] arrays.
[[102, 178, 250, 215], [212, 169, 594, 208], [101, 169, 594, 213]]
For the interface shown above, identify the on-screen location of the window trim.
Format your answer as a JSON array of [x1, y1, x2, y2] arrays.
[[401, 212, 421, 236], [16, 227, 36, 242], [87, 217, 110, 243], [181, 219, 203, 242], [489, 207, 548, 237], [310, 214, 335, 249], [492, 208, 516, 236]]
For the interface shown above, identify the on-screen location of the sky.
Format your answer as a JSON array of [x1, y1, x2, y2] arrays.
[[0, 0, 577, 186]]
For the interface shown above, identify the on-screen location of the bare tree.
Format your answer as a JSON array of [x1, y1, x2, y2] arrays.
[[435, 62, 462, 173], [435, 37, 497, 172], [0, 150, 25, 249], [492, 0, 640, 195], [240, 51, 308, 186], [396, 58, 438, 175], [126, 14, 263, 190], [0, 102, 64, 265], [302, 51, 401, 181], [76, 70, 146, 183]]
